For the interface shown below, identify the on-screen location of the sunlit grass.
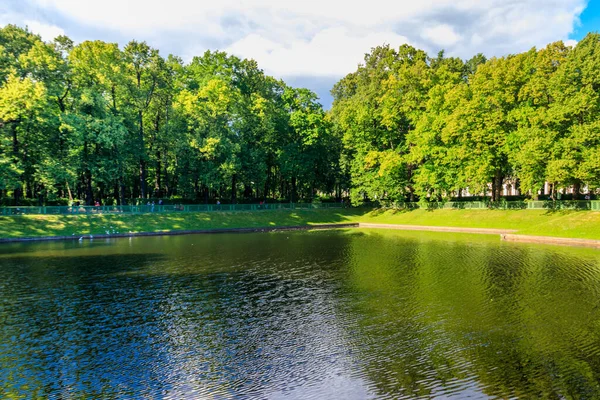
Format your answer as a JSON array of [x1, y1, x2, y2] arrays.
[[0, 208, 599, 240]]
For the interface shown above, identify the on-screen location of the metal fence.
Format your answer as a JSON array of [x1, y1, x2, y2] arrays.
[[1, 200, 599, 216], [0, 202, 346, 216], [387, 200, 600, 211]]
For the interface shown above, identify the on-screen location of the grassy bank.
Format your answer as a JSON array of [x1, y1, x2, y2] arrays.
[[357, 209, 600, 239], [0, 209, 364, 239], [1, 208, 599, 240]]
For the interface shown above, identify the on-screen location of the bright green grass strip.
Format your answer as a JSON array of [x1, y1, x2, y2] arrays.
[[354, 209, 600, 239], [0, 208, 599, 240]]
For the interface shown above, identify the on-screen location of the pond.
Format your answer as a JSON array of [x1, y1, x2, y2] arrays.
[[1, 229, 600, 399]]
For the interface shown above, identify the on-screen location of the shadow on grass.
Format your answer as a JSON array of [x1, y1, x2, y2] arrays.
[[0, 208, 372, 239], [541, 208, 588, 216]]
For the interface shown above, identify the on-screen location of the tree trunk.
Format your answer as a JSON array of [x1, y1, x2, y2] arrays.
[[114, 183, 121, 205], [407, 163, 416, 202], [264, 167, 271, 201], [231, 174, 237, 203], [139, 159, 147, 199], [573, 180, 581, 200], [291, 176, 297, 203], [492, 170, 503, 202], [85, 169, 93, 205], [155, 149, 162, 197], [138, 110, 147, 199], [243, 184, 253, 199], [66, 181, 73, 203]]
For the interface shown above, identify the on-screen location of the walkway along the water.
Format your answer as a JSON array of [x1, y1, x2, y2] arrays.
[[358, 223, 600, 248], [501, 234, 600, 248], [357, 223, 517, 235]]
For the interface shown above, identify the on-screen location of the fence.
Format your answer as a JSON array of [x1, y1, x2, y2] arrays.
[[0, 202, 346, 216], [386, 200, 600, 211], [1, 200, 599, 216]]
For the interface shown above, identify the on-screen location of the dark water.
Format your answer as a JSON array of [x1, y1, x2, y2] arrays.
[[1, 229, 600, 399]]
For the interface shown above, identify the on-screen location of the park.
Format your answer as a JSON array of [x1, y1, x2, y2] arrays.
[[2, 11, 600, 399]]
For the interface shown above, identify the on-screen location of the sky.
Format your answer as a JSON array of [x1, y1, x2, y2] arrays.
[[1, 0, 598, 108]]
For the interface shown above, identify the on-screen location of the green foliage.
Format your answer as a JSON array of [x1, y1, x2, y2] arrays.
[[2, 23, 600, 207], [0, 26, 339, 205], [331, 34, 600, 204]]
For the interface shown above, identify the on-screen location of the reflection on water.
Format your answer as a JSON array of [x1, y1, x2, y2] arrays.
[[1, 230, 600, 398]]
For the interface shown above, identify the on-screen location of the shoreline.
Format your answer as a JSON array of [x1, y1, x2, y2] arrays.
[[0, 223, 359, 243], [1, 221, 599, 248], [501, 234, 600, 248], [358, 223, 517, 235]]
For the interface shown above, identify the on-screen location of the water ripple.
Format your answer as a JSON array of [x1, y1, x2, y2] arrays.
[[1, 231, 600, 398]]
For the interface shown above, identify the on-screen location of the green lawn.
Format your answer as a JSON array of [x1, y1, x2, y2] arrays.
[[1, 208, 599, 240], [356, 208, 600, 239]]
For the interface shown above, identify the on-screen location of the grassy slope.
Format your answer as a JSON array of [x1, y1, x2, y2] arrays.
[[1, 208, 599, 239], [356, 209, 600, 239], [0, 209, 364, 239]]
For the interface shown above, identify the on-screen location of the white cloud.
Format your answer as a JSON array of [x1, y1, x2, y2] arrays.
[[226, 28, 410, 77], [565, 39, 578, 47], [422, 24, 461, 47], [24, 19, 64, 41], [4, 0, 588, 81]]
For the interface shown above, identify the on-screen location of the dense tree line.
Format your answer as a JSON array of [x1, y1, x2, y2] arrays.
[[0, 25, 341, 205], [330, 34, 600, 204], [2, 24, 600, 206]]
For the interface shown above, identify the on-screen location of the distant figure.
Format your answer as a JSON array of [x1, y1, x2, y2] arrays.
[[216, 200, 221, 205], [151, 201, 155, 212], [585, 193, 591, 200], [158, 199, 163, 205], [94, 200, 100, 206]]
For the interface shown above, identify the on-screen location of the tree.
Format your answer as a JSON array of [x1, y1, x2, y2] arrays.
[[123, 41, 166, 199]]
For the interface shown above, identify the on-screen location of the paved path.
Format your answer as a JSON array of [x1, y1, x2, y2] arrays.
[[358, 223, 517, 235], [501, 234, 600, 248]]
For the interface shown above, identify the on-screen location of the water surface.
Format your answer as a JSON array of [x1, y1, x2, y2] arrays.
[[1, 229, 600, 399]]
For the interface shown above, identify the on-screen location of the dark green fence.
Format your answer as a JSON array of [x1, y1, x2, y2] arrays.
[[381, 200, 600, 211], [0, 202, 346, 216], [1, 200, 599, 216]]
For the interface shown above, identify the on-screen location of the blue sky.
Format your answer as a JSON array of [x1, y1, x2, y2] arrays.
[[571, 0, 599, 40], [1, 1, 597, 108]]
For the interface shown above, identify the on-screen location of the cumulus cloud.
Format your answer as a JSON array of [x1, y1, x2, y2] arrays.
[[23, 0, 586, 62], [422, 24, 461, 48], [24, 19, 64, 41], [564, 39, 579, 47], [226, 28, 410, 77], [1, 0, 589, 106]]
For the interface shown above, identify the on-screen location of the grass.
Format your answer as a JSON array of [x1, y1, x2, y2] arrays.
[[0, 208, 599, 240], [356, 208, 600, 239], [0, 209, 362, 239]]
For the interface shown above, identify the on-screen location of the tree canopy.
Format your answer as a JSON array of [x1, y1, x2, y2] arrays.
[[1, 24, 599, 206], [330, 34, 600, 204], [0, 25, 341, 205]]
